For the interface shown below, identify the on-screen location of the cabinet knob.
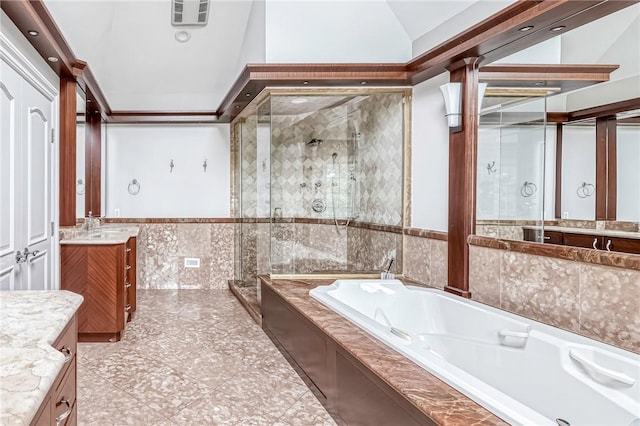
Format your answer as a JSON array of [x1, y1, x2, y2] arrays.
[[125, 265, 132, 270], [126, 248, 132, 252], [125, 282, 131, 289], [55, 399, 72, 425], [125, 304, 132, 312]]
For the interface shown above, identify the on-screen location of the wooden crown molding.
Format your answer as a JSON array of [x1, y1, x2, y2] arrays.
[[3, 0, 636, 123], [547, 97, 640, 123]]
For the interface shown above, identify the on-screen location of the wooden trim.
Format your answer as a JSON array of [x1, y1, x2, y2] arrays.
[[548, 112, 569, 123], [108, 111, 219, 124], [59, 77, 76, 226], [446, 57, 481, 298], [568, 97, 640, 122], [595, 117, 608, 220], [555, 123, 563, 219], [479, 64, 618, 92], [468, 235, 640, 272], [74, 61, 111, 118], [607, 117, 617, 220], [86, 110, 101, 216]]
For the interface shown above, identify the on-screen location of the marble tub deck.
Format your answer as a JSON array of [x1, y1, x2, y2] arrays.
[[77, 289, 335, 425], [262, 277, 508, 426]]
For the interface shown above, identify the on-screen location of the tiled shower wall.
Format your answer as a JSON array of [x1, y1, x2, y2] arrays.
[[270, 93, 404, 226], [469, 245, 640, 353], [133, 223, 234, 290]]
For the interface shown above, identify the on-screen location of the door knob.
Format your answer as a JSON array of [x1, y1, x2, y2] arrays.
[[23, 248, 39, 259], [15, 251, 26, 264]]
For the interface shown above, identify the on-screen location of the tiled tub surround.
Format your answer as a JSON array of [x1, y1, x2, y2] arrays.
[[261, 276, 507, 426], [403, 228, 448, 289], [469, 239, 640, 353], [0, 291, 83, 425], [103, 220, 235, 290]]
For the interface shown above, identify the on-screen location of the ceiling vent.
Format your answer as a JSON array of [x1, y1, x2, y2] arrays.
[[172, 0, 210, 27]]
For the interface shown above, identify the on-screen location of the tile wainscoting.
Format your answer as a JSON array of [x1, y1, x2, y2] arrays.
[[469, 244, 640, 353], [105, 221, 235, 290]]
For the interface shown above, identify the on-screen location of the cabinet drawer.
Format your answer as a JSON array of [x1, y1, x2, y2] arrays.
[[563, 233, 601, 249], [53, 316, 77, 365], [53, 358, 76, 426], [602, 237, 640, 255]]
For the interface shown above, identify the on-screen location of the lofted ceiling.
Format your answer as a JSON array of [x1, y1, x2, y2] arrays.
[[42, 0, 497, 112]]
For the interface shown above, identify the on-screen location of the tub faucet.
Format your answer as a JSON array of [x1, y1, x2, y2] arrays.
[[381, 257, 395, 279]]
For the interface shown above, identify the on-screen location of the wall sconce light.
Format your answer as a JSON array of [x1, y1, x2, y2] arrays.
[[440, 82, 489, 129], [440, 82, 462, 128]]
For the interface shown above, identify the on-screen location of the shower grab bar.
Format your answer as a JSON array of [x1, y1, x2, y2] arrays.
[[569, 350, 635, 386]]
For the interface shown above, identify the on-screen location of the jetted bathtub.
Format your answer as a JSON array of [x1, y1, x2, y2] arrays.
[[309, 280, 640, 426]]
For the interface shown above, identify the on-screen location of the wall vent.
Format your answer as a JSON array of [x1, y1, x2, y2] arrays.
[[172, 0, 210, 27]]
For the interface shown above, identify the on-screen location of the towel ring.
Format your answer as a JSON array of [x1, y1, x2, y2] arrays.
[[128, 179, 140, 195], [76, 178, 85, 195], [576, 182, 594, 198], [520, 181, 537, 198]]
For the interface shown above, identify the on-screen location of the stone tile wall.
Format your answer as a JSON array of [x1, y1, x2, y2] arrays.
[[404, 235, 448, 289], [469, 244, 640, 353], [135, 223, 234, 290]]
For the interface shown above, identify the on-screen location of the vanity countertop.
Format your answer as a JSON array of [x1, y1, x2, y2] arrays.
[[522, 225, 640, 240], [60, 225, 140, 245], [0, 290, 83, 426]]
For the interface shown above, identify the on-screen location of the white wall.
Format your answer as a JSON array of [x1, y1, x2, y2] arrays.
[[265, 1, 411, 63], [235, 0, 266, 74], [410, 73, 450, 231], [561, 126, 596, 220], [106, 124, 230, 218], [617, 126, 640, 222], [76, 124, 85, 218]]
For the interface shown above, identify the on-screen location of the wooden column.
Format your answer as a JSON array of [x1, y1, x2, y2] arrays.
[[445, 57, 481, 298], [595, 116, 617, 221], [59, 76, 77, 226], [85, 109, 101, 216], [554, 123, 563, 219]]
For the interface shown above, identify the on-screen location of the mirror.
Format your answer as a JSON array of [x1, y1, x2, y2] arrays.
[[617, 112, 640, 223], [76, 85, 86, 220], [559, 120, 596, 221]]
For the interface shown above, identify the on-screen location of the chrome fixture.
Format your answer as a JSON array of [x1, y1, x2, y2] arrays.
[[76, 178, 85, 195], [16, 247, 39, 264], [169, 159, 175, 173], [556, 419, 570, 426], [307, 138, 323, 147], [128, 179, 141, 195], [576, 182, 594, 198], [203, 158, 207, 172], [520, 181, 537, 198], [486, 161, 497, 174], [312, 199, 326, 213], [315, 180, 322, 188]]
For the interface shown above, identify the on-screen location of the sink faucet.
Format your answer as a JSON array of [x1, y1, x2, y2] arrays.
[[85, 211, 94, 231]]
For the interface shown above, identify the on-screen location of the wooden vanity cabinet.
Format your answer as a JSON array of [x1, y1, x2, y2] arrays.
[[31, 315, 78, 426], [524, 228, 640, 254], [61, 237, 137, 342]]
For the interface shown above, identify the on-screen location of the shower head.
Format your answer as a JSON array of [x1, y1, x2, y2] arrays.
[[307, 138, 323, 147], [332, 152, 338, 160]]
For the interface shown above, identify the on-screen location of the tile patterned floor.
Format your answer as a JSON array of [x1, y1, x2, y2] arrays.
[[77, 289, 336, 426]]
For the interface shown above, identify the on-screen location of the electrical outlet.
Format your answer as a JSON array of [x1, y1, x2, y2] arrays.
[[114, 208, 120, 217]]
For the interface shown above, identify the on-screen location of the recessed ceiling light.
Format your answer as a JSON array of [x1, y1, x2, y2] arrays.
[[290, 98, 308, 104], [518, 26, 534, 32], [235, 105, 240, 109], [245, 93, 251, 97], [302, 81, 309, 85], [360, 81, 367, 85], [175, 30, 191, 43], [27, 30, 39, 36], [47, 57, 58, 62], [550, 26, 566, 32]]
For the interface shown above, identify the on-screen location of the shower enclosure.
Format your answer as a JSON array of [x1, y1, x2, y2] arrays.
[[233, 90, 407, 295]]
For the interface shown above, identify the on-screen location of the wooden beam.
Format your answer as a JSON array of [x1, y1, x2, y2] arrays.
[[595, 117, 608, 220], [85, 110, 101, 217], [568, 97, 640, 122], [606, 117, 617, 221], [445, 57, 481, 299]]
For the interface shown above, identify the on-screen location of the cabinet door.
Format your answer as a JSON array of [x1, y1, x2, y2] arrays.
[[563, 233, 602, 249], [602, 237, 640, 255]]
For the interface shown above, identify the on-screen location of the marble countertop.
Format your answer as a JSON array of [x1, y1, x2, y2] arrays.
[[0, 291, 84, 426], [261, 277, 508, 426], [60, 225, 140, 245], [521, 225, 640, 240]]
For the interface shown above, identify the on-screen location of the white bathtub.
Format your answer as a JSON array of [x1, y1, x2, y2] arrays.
[[309, 280, 640, 426]]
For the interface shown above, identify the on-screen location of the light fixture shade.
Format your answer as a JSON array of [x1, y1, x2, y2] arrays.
[[440, 82, 462, 128]]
